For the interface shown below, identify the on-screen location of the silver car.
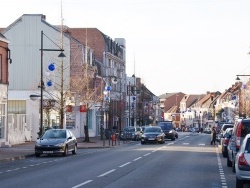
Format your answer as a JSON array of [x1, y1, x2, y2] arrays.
[[235, 133, 250, 188]]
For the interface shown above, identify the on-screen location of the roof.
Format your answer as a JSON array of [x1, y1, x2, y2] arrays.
[[0, 32, 9, 43]]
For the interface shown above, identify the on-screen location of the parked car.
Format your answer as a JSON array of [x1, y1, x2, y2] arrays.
[[141, 126, 165, 144], [105, 129, 116, 139], [204, 127, 211, 134], [227, 118, 250, 172], [35, 129, 77, 157], [193, 127, 200, 133], [218, 123, 234, 143], [176, 127, 182, 132], [221, 127, 233, 157], [120, 126, 141, 141], [157, 121, 177, 141], [235, 133, 250, 188]]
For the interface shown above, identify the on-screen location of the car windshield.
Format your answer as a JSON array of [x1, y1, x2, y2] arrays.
[[144, 127, 161, 133], [158, 122, 173, 130], [222, 124, 233, 131], [42, 130, 66, 139], [241, 122, 250, 137]]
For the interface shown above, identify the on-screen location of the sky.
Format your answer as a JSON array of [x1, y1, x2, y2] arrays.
[[2, 0, 250, 96]]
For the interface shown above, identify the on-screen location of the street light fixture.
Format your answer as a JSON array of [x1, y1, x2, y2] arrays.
[[236, 75, 250, 81], [36, 30, 66, 137]]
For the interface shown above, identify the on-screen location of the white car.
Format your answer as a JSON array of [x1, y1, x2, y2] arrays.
[[235, 133, 250, 188]]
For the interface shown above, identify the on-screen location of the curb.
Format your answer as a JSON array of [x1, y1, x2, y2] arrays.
[[0, 154, 35, 163]]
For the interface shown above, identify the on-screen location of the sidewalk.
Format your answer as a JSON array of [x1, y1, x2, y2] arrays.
[[0, 136, 128, 163]]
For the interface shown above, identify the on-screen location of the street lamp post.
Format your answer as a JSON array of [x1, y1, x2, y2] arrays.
[[199, 111, 202, 130], [38, 30, 65, 137]]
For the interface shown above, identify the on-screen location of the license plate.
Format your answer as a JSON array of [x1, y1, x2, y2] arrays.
[[148, 138, 155, 140], [43, 151, 53, 154]]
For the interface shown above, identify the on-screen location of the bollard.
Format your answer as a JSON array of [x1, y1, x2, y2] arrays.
[[112, 133, 116, 146]]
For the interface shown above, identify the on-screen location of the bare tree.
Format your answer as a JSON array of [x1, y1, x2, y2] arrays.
[[70, 61, 103, 142]]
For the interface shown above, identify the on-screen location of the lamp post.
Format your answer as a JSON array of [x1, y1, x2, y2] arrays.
[[102, 77, 117, 140], [38, 30, 65, 137], [199, 111, 202, 131]]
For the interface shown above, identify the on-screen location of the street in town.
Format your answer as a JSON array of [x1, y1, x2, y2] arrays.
[[0, 132, 246, 188]]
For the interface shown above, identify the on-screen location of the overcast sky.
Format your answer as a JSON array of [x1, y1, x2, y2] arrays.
[[2, 0, 250, 96]]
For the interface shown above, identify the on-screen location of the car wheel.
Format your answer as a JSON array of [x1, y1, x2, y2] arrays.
[[141, 141, 145, 145], [232, 159, 236, 173], [227, 156, 232, 167], [63, 146, 68, 156], [35, 153, 40, 157], [236, 177, 244, 188], [222, 151, 227, 158], [171, 136, 175, 141], [72, 144, 77, 155], [161, 139, 165, 144], [222, 148, 227, 158]]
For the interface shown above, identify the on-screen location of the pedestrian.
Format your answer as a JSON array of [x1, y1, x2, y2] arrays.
[[210, 127, 217, 145]]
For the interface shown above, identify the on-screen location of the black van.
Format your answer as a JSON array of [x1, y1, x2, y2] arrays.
[[157, 121, 178, 141]]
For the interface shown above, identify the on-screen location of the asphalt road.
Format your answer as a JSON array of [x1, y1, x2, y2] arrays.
[[0, 132, 247, 188]]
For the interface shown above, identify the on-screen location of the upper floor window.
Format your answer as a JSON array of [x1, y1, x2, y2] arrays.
[[108, 59, 111, 68], [8, 100, 26, 114]]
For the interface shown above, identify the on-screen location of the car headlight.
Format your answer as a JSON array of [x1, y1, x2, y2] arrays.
[[35, 142, 42, 147], [169, 130, 173, 133], [156, 134, 162, 138]]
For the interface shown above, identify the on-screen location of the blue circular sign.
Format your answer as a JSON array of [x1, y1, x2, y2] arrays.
[[47, 80, 53, 86], [48, 63, 55, 71]]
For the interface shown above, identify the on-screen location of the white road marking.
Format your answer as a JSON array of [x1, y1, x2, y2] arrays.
[[143, 153, 151, 156], [119, 162, 131, 167], [183, 143, 189, 145], [97, 169, 116, 177], [216, 148, 228, 188], [133, 157, 142, 161], [71, 180, 93, 188]]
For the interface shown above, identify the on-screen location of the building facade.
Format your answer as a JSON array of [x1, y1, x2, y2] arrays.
[[0, 33, 10, 146]]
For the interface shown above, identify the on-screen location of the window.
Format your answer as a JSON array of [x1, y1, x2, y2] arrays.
[[66, 112, 75, 129], [8, 100, 26, 114], [88, 110, 93, 129]]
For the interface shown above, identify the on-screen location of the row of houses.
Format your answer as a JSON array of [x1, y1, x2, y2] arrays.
[[159, 81, 243, 130], [0, 14, 247, 147]]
